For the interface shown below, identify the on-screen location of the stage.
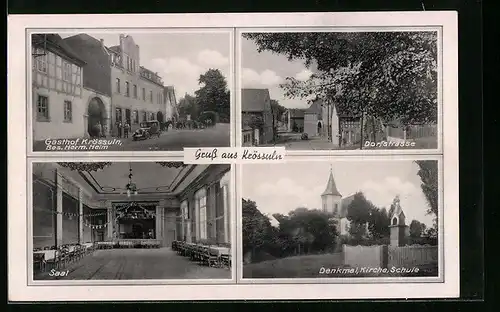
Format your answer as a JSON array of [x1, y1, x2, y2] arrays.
[[95, 239, 161, 249]]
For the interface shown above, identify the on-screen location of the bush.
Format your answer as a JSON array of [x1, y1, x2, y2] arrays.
[[301, 133, 309, 140]]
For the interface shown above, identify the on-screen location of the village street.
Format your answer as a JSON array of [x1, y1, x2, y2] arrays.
[[106, 123, 230, 151], [259, 133, 359, 150]]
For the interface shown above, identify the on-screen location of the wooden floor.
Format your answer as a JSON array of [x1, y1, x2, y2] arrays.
[[35, 248, 231, 280]]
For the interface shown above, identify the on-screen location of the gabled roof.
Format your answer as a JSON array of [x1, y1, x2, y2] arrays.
[[108, 45, 121, 54], [32, 34, 86, 66], [63, 34, 112, 97], [339, 194, 356, 218], [288, 109, 305, 118], [305, 99, 323, 115], [242, 88, 271, 112], [321, 170, 342, 197]]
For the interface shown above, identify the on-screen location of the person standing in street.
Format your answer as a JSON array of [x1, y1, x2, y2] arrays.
[[124, 122, 130, 138]]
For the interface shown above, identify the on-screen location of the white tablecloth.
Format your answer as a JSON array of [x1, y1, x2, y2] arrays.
[[34, 250, 57, 260]]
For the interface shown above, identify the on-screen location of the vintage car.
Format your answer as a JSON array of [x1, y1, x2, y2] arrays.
[[132, 120, 161, 141]]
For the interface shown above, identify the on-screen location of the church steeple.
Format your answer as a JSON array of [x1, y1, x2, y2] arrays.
[[321, 167, 342, 197]]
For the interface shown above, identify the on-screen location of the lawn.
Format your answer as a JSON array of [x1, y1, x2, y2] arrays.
[[243, 253, 439, 278]]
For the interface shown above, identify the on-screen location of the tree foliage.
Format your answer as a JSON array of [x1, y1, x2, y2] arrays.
[[368, 207, 390, 239], [176, 69, 230, 123], [194, 68, 230, 123], [346, 192, 373, 224], [177, 94, 198, 120], [409, 219, 427, 238], [415, 160, 439, 223], [243, 32, 438, 126], [242, 199, 277, 256]]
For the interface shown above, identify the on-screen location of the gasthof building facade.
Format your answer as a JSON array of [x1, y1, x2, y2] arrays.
[[107, 34, 167, 134]]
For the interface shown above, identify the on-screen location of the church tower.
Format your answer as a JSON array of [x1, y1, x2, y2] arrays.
[[321, 167, 342, 217]]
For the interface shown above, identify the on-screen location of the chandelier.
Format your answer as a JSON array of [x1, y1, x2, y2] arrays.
[[123, 163, 138, 197]]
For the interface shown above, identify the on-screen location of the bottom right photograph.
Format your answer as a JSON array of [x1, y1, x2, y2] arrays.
[[240, 159, 440, 280]]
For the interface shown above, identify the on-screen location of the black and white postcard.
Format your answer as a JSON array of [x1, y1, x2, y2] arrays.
[[240, 159, 440, 280], [8, 12, 459, 301], [30, 31, 232, 153], [239, 31, 440, 151]]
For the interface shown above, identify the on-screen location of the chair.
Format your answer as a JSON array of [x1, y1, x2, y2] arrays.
[[202, 248, 220, 267], [220, 254, 231, 268], [33, 253, 46, 273], [45, 250, 60, 270]]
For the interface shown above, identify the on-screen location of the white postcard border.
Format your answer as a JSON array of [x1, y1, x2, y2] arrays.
[[8, 12, 459, 301]]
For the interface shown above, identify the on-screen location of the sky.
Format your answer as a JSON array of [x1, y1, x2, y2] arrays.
[[241, 36, 317, 109], [241, 160, 437, 228], [61, 31, 231, 100]]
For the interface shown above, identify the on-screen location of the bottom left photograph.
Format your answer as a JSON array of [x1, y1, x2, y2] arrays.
[[29, 161, 233, 282]]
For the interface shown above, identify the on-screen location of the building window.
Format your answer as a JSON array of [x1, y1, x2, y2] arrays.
[[116, 78, 121, 93], [37, 95, 49, 120], [334, 203, 338, 213], [150, 112, 155, 121], [142, 88, 146, 101], [195, 189, 207, 241], [63, 100, 72, 122], [115, 108, 122, 124], [62, 61, 72, 82], [142, 111, 147, 122], [125, 81, 130, 97], [35, 49, 47, 73], [149, 90, 153, 103], [133, 85, 137, 98]]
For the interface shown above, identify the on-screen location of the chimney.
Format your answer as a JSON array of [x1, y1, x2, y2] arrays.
[[100, 39, 104, 47]]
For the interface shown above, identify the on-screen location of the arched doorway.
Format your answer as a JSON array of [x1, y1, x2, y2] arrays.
[[317, 121, 322, 136], [87, 97, 107, 137]]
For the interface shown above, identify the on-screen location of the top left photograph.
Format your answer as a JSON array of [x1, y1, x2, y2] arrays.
[[29, 30, 232, 153]]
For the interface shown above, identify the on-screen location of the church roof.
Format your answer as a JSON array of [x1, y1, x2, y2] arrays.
[[339, 194, 356, 218], [321, 170, 342, 197]]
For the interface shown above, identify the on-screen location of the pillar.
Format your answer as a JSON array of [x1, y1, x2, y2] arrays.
[[155, 205, 162, 241], [78, 188, 83, 243], [55, 174, 63, 247]]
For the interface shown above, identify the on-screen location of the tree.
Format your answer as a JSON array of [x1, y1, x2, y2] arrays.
[[346, 192, 373, 224], [242, 199, 276, 257], [269, 99, 286, 142], [243, 32, 438, 141], [270, 99, 286, 122], [367, 207, 390, 239], [348, 222, 368, 244], [273, 207, 338, 255], [194, 68, 230, 123], [415, 160, 438, 225], [409, 220, 427, 238]]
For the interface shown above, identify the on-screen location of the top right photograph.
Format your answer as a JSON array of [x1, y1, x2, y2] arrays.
[[240, 31, 439, 150]]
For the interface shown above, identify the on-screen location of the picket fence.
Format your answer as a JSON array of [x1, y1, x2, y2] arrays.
[[388, 245, 438, 267]]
